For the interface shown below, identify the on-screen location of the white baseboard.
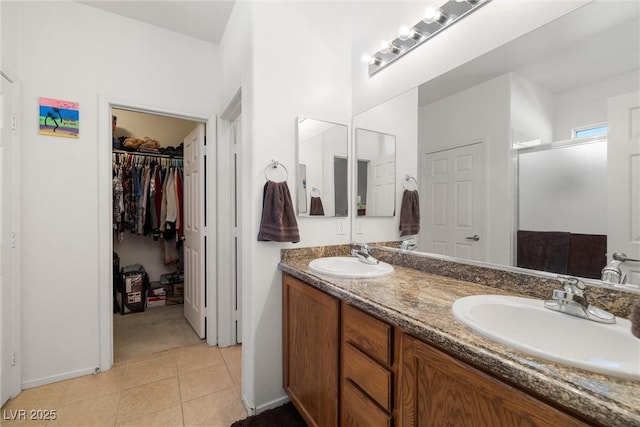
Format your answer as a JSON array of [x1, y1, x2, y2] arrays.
[[241, 393, 291, 417], [22, 367, 97, 390], [241, 393, 255, 416], [255, 395, 291, 415]]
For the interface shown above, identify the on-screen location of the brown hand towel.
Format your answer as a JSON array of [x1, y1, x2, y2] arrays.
[[399, 189, 420, 237], [310, 196, 325, 216], [258, 181, 300, 243]]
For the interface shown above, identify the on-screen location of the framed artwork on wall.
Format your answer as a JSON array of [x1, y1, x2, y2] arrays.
[[39, 97, 79, 138]]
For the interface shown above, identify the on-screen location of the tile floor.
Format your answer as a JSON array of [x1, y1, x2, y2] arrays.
[[113, 304, 203, 362], [2, 306, 247, 426]]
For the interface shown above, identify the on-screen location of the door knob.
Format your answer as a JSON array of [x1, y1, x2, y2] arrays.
[[465, 235, 480, 241]]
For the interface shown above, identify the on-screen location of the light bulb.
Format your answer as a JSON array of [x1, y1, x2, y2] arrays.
[[380, 40, 401, 55], [398, 26, 411, 41], [424, 5, 447, 25], [368, 56, 383, 66], [409, 27, 427, 41], [423, 5, 440, 23]]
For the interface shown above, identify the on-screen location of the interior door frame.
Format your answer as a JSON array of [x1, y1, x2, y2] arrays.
[[97, 96, 216, 371], [217, 89, 242, 347]]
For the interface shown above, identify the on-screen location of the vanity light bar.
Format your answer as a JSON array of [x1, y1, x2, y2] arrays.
[[368, 0, 491, 77]]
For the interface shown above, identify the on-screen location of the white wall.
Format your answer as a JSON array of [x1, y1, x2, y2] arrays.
[[510, 73, 555, 145], [3, 1, 218, 388], [554, 69, 640, 139], [353, 88, 418, 243], [244, 1, 352, 413], [418, 74, 512, 265], [113, 236, 176, 283]]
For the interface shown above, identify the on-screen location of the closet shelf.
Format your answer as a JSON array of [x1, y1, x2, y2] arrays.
[[113, 148, 183, 159]]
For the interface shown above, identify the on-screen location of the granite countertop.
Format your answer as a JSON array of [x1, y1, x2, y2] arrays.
[[279, 247, 640, 427]]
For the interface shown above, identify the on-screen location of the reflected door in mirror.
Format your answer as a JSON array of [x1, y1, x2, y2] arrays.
[[422, 143, 484, 261]]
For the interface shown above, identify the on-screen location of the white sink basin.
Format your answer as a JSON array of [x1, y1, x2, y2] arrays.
[[308, 257, 394, 279], [452, 295, 640, 380]]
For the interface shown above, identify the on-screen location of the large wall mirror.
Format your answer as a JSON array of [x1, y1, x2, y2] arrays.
[[355, 128, 396, 217], [297, 117, 349, 217], [354, 1, 640, 286]]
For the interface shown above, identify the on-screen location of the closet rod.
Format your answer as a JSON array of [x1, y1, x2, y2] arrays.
[[113, 148, 183, 160]]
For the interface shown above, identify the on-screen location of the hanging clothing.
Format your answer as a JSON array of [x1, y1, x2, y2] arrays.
[[175, 169, 184, 239], [112, 152, 184, 263], [166, 168, 179, 224]]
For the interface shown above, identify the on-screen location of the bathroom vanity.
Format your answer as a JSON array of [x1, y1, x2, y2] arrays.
[[280, 245, 640, 427]]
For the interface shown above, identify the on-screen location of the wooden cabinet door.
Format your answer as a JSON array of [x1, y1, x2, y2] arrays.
[[283, 274, 340, 427], [399, 334, 589, 427]]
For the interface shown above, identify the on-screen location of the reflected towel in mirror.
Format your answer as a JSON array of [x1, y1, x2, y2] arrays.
[[517, 230, 570, 274], [310, 196, 325, 216], [399, 189, 420, 237], [258, 181, 300, 243]]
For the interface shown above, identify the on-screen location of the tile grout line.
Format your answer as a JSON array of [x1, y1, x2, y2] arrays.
[[174, 355, 186, 427], [114, 377, 127, 427]]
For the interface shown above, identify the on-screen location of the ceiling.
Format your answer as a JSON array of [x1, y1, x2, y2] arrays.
[[78, 1, 236, 44]]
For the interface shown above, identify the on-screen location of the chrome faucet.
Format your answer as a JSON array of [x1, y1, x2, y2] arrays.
[[601, 252, 640, 284], [351, 243, 379, 265], [400, 238, 417, 252], [544, 276, 615, 324]]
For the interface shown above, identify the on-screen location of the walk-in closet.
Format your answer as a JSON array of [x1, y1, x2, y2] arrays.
[[111, 108, 205, 362]]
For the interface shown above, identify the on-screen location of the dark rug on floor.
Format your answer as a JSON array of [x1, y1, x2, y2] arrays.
[[231, 402, 307, 427]]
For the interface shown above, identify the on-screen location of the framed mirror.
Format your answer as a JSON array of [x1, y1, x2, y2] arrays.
[[296, 117, 348, 217], [355, 128, 396, 217]]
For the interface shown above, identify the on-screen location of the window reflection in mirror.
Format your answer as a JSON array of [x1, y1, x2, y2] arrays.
[[296, 117, 348, 217], [355, 128, 396, 217]]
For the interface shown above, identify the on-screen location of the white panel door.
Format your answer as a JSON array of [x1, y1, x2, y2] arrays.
[[368, 154, 396, 216], [1, 73, 20, 405], [423, 143, 484, 261], [608, 91, 640, 284], [184, 124, 206, 338]]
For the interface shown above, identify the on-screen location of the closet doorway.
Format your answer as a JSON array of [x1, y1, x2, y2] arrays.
[[111, 107, 206, 362]]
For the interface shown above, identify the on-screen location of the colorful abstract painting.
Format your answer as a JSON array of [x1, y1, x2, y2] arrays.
[[39, 97, 79, 138]]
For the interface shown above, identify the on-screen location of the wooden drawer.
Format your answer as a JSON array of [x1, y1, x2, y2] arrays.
[[343, 303, 391, 365], [344, 342, 392, 411], [342, 379, 392, 427]]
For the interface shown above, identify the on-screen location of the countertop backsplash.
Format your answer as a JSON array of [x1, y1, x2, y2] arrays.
[[282, 243, 637, 319]]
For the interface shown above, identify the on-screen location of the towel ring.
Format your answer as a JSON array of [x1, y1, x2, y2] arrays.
[[403, 175, 418, 191], [264, 159, 288, 182], [311, 187, 321, 197]]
